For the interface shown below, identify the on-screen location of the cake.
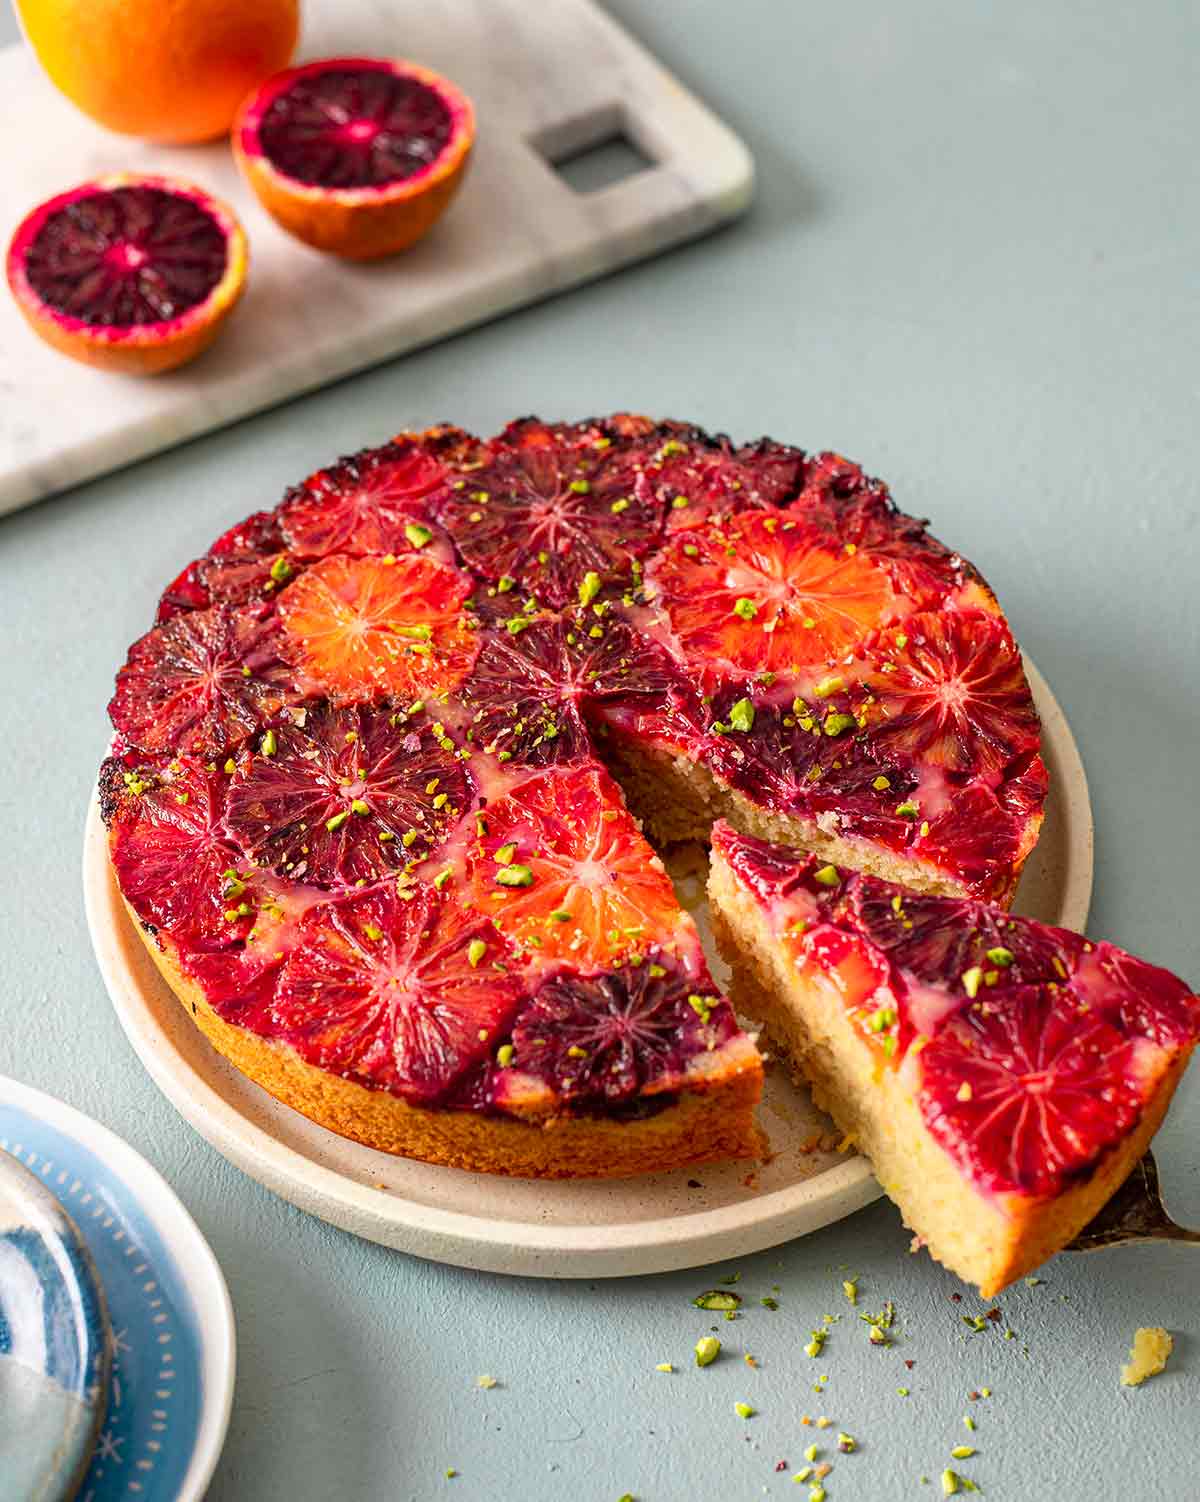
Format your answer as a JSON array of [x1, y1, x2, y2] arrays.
[[101, 413, 1052, 1178], [708, 821, 1200, 1293]]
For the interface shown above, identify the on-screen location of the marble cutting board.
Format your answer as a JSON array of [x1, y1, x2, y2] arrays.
[[0, 0, 753, 517]]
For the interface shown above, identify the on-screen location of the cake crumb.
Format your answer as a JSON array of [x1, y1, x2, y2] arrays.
[[1121, 1327, 1173, 1386]]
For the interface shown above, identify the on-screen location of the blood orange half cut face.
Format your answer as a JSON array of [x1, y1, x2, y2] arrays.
[[6, 174, 247, 374], [648, 512, 909, 677], [511, 960, 736, 1104], [862, 612, 1041, 775], [102, 755, 246, 949], [431, 419, 666, 608], [272, 882, 524, 1100], [223, 702, 471, 886], [234, 57, 475, 260], [919, 984, 1165, 1198], [278, 553, 477, 702], [109, 603, 298, 758], [277, 439, 449, 559], [465, 764, 690, 970]]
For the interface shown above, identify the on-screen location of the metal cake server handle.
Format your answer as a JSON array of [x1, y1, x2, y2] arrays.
[[1068, 1152, 1200, 1251]]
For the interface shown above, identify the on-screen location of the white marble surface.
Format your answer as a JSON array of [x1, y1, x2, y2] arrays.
[[0, 0, 752, 516]]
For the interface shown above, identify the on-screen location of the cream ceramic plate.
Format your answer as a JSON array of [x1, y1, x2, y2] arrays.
[[83, 660, 1092, 1278]]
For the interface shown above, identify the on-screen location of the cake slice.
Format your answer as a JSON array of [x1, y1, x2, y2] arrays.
[[708, 821, 1200, 1293]]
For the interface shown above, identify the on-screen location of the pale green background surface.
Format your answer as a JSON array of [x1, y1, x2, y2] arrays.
[[2, 2, 1199, 1497]]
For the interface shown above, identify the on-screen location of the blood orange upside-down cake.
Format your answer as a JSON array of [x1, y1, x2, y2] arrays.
[[100, 415, 1197, 1261]]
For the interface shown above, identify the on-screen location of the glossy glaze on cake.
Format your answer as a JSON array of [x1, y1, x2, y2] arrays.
[[100, 415, 1050, 1176]]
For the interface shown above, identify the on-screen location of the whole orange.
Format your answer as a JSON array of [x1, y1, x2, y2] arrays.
[[16, 0, 300, 143]]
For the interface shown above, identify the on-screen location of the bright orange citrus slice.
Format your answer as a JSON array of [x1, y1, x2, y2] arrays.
[[278, 553, 477, 701], [465, 764, 691, 970], [648, 512, 907, 676]]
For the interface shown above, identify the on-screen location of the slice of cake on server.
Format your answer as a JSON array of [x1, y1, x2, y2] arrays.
[[708, 820, 1200, 1294]]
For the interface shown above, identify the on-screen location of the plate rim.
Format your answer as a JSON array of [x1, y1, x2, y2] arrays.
[[82, 658, 1091, 1278], [0, 1074, 236, 1502]]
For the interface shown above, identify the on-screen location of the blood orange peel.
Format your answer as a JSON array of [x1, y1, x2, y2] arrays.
[[233, 56, 475, 259], [17, 0, 298, 143], [6, 174, 247, 374]]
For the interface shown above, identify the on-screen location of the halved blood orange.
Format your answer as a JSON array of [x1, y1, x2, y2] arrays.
[[464, 764, 691, 969], [6, 174, 247, 374], [648, 511, 910, 676], [233, 56, 474, 259], [278, 553, 477, 702], [272, 883, 524, 1099]]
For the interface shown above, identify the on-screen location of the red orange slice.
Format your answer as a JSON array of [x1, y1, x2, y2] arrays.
[[278, 553, 477, 702], [465, 764, 689, 969]]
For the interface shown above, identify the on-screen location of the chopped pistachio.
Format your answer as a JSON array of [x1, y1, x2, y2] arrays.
[[956, 1081, 973, 1102], [895, 800, 920, 818], [578, 570, 602, 606], [803, 1444, 819, 1463], [433, 868, 453, 891], [261, 729, 277, 756], [496, 864, 533, 887], [732, 597, 758, 621], [363, 924, 383, 941], [814, 675, 845, 699], [494, 842, 518, 866], [610, 497, 630, 514], [813, 865, 840, 887], [568, 478, 591, 494], [837, 1432, 856, 1453], [735, 1402, 756, 1419], [728, 697, 755, 732], [325, 810, 350, 832], [961, 966, 984, 999], [693, 1290, 742, 1311], [872, 775, 891, 791], [404, 522, 433, 548], [824, 712, 856, 737], [942, 1471, 960, 1496], [951, 1447, 976, 1460], [804, 1330, 826, 1359], [986, 946, 1014, 967], [496, 1043, 514, 1067], [468, 939, 487, 968], [694, 1336, 721, 1367], [843, 1279, 858, 1304], [351, 798, 370, 815], [654, 1362, 674, 1373], [476, 1374, 498, 1389]]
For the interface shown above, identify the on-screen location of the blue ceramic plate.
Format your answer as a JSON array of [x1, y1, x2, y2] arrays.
[[0, 1078, 235, 1502], [0, 1146, 111, 1502]]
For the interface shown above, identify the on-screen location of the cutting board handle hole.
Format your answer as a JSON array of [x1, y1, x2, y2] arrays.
[[529, 104, 656, 193]]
